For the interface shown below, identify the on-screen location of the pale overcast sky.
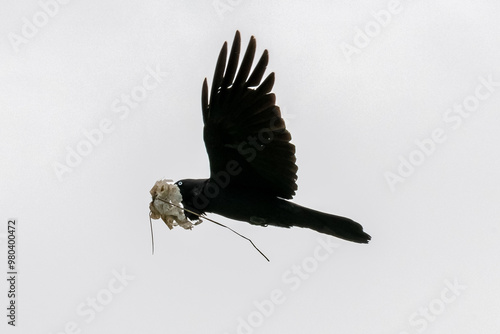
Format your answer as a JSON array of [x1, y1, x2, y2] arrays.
[[1, 1, 500, 333]]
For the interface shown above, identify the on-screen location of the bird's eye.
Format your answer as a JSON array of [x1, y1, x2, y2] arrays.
[[177, 181, 183, 186]]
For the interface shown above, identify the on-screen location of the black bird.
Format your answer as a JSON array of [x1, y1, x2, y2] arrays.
[[174, 31, 370, 243]]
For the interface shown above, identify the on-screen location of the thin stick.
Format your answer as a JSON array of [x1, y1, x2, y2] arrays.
[[153, 197, 270, 262], [149, 212, 155, 255]]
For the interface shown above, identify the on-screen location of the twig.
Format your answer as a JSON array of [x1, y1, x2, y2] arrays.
[[152, 197, 270, 262], [149, 212, 155, 255]]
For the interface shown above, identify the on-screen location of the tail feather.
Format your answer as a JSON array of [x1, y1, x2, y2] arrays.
[[297, 208, 371, 243], [275, 201, 371, 243]]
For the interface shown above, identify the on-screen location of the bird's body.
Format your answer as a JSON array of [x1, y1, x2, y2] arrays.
[[172, 31, 371, 244], [177, 178, 370, 243]]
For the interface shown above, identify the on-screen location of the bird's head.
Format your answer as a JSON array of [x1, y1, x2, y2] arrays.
[[174, 178, 208, 219], [174, 178, 203, 199]]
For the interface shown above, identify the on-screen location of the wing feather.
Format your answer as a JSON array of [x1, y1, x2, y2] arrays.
[[210, 43, 227, 103], [233, 36, 256, 87], [202, 31, 298, 199]]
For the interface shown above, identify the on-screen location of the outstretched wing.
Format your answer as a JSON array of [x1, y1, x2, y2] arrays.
[[201, 31, 298, 199]]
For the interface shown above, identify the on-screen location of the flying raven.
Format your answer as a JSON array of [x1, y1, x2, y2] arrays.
[[172, 31, 370, 243]]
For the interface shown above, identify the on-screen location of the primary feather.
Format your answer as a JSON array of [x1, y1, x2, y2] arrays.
[[202, 31, 298, 199]]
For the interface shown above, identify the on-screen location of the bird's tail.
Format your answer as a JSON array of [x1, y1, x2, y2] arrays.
[[275, 201, 371, 243]]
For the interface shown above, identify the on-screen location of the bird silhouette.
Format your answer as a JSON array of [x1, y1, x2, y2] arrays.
[[174, 31, 370, 243]]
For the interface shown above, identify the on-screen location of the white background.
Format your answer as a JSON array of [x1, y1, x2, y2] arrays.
[[1, 1, 500, 333]]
